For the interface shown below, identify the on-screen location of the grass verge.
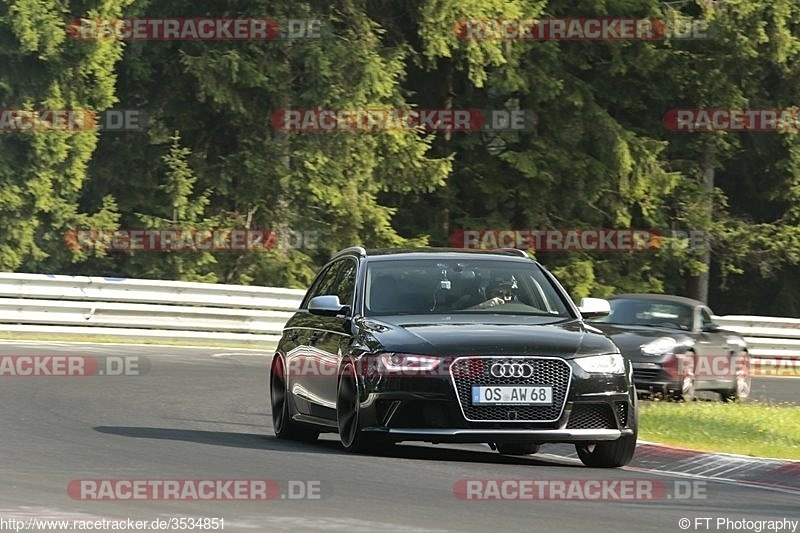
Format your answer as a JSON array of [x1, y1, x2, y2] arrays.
[[639, 401, 800, 460]]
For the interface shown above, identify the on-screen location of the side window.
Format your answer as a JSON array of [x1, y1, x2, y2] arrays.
[[300, 262, 341, 309], [700, 308, 714, 329], [332, 258, 358, 307]]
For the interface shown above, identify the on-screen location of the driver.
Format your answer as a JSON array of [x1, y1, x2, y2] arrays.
[[470, 276, 518, 309], [677, 307, 694, 331]]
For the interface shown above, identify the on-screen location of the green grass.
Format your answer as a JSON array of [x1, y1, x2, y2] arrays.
[[639, 401, 800, 460]]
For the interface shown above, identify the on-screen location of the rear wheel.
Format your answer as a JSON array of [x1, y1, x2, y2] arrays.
[[721, 351, 750, 402], [496, 442, 541, 455], [270, 355, 319, 442]]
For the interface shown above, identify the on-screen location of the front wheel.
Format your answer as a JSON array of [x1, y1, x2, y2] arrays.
[[672, 353, 696, 402], [576, 399, 637, 468], [336, 361, 387, 453], [575, 436, 636, 468]]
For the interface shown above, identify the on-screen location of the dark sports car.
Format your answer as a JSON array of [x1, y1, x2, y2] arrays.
[[269, 248, 638, 468], [589, 294, 750, 401]]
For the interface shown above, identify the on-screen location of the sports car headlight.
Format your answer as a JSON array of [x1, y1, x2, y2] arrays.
[[378, 354, 440, 374], [641, 337, 677, 356], [574, 353, 625, 374]]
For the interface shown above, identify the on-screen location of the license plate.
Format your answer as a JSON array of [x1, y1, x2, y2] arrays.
[[471, 385, 553, 405]]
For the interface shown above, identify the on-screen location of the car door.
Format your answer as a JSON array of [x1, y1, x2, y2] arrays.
[[698, 306, 731, 388], [305, 257, 359, 422], [288, 261, 341, 417]]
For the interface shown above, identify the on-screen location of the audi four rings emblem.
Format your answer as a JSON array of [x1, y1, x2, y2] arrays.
[[490, 362, 535, 378]]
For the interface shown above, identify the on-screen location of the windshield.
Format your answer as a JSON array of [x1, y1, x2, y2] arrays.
[[364, 258, 572, 317], [591, 298, 694, 331]]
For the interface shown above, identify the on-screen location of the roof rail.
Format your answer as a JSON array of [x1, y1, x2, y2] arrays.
[[493, 248, 529, 258], [331, 246, 367, 259]]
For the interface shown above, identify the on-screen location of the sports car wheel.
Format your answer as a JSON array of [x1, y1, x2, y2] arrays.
[[672, 352, 696, 402], [576, 398, 638, 468], [270, 355, 319, 442], [336, 361, 387, 453], [721, 351, 751, 402]]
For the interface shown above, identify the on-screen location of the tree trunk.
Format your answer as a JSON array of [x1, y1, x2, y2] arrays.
[[688, 145, 714, 303], [441, 58, 454, 239]]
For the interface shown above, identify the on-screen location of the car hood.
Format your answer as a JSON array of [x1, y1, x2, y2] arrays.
[[591, 323, 692, 360], [356, 316, 617, 358]]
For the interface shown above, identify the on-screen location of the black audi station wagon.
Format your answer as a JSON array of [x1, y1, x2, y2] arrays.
[[270, 248, 638, 467]]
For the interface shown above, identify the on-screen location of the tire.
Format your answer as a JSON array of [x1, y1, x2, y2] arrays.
[[575, 399, 638, 468], [672, 352, 696, 402], [721, 351, 751, 402], [336, 360, 387, 453], [270, 355, 319, 442], [497, 442, 541, 455]]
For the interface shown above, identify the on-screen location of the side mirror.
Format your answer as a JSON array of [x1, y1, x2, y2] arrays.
[[308, 295, 350, 317], [702, 323, 721, 333], [578, 297, 611, 319]]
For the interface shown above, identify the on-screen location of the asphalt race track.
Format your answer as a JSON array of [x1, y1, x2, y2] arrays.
[[747, 375, 798, 405], [0, 341, 796, 533]]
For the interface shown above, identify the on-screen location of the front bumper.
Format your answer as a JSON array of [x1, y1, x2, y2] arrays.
[[368, 427, 634, 444], [631, 363, 679, 394], [356, 355, 636, 443]]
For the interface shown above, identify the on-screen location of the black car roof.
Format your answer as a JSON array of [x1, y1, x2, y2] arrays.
[[331, 247, 533, 262], [610, 293, 705, 308]]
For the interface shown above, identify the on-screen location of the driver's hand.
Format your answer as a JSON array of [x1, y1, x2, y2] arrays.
[[472, 297, 506, 309]]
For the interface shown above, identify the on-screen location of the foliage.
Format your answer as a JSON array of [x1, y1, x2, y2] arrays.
[[1, 0, 800, 314]]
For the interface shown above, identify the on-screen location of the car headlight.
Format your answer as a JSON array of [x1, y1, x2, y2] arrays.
[[574, 353, 625, 374], [725, 335, 747, 349], [641, 337, 677, 356], [378, 354, 440, 375]]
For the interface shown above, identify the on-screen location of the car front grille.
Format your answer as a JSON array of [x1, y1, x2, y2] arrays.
[[566, 403, 616, 429], [450, 356, 571, 422]]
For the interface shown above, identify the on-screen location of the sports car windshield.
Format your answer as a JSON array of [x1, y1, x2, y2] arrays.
[[591, 298, 693, 331], [364, 259, 572, 317]]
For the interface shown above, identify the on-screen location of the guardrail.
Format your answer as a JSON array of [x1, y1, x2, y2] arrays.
[[0, 273, 799, 360], [0, 273, 305, 345], [714, 315, 800, 363]]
